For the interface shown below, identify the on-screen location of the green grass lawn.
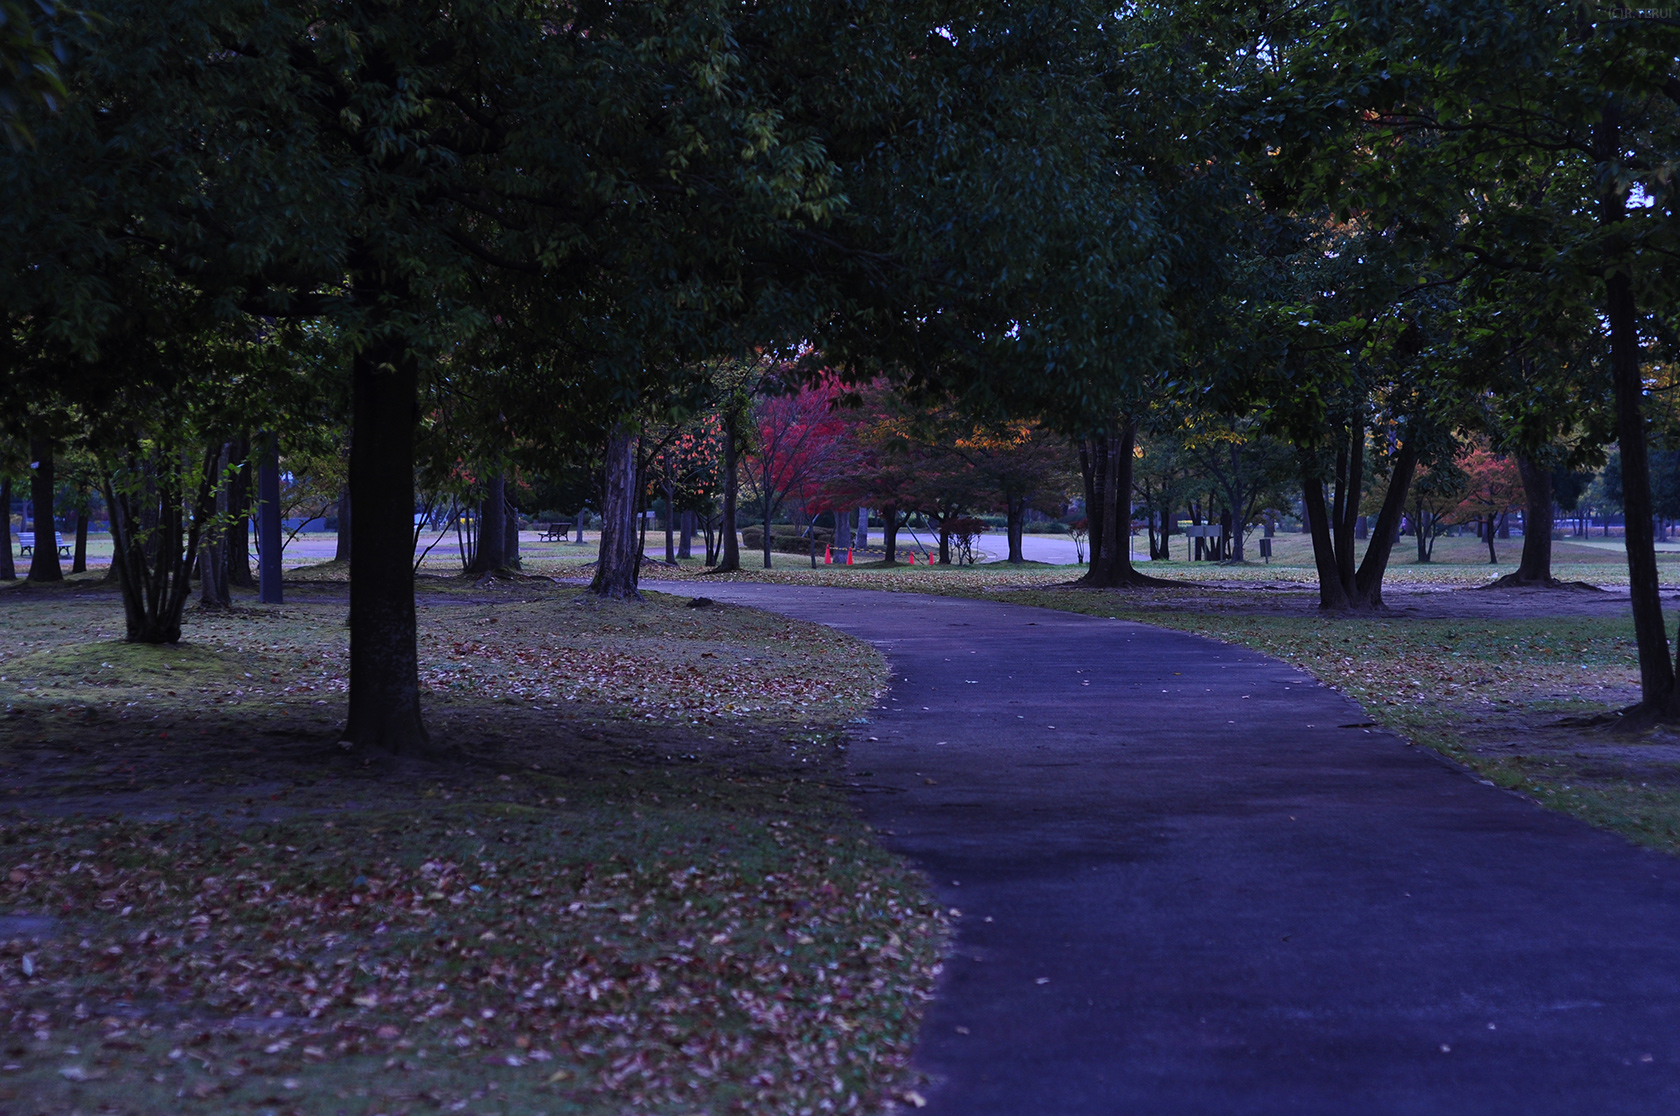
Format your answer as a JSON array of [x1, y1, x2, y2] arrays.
[[0, 581, 945, 1116]]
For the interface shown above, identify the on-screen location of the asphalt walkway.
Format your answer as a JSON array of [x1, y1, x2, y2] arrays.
[[646, 582, 1680, 1114]]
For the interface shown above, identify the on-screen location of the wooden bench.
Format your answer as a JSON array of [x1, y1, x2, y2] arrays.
[[18, 531, 71, 558], [537, 521, 570, 542]]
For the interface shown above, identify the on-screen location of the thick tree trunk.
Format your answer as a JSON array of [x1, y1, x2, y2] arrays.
[[591, 425, 643, 600], [1351, 436, 1418, 609], [1081, 417, 1168, 587], [1332, 424, 1362, 592], [1006, 493, 1026, 563], [1493, 457, 1556, 586], [833, 507, 852, 551], [226, 434, 255, 587], [678, 507, 694, 559], [334, 484, 352, 564], [855, 507, 869, 548], [0, 477, 15, 580], [1303, 473, 1352, 610], [1484, 517, 1499, 564], [715, 419, 742, 571], [27, 434, 61, 582], [882, 505, 900, 563], [344, 341, 435, 755], [505, 503, 519, 568], [1083, 435, 1107, 571], [468, 473, 507, 574]]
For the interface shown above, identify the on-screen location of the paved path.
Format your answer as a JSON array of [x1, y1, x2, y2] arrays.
[[647, 582, 1680, 1114]]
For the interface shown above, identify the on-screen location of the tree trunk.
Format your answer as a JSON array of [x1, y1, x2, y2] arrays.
[[855, 507, 869, 548], [72, 489, 89, 574], [104, 444, 218, 643], [939, 522, 952, 565], [1081, 417, 1168, 587], [505, 500, 519, 568], [0, 477, 15, 580], [1082, 435, 1107, 571], [1493, 456, 1556, 586], [715, 417, 742, 571], [227, 434, 255, 587], [468, 473, 507, 574], [1350, 435, 1418, 608], [1006, 493, 1026, 563], [334, 484, 352, 564], [26, 433, 61, 582], [882, 505, 900, 563], [1303, 472, 1352, 610], [761, 484, 774, 570], [679, 508, 694, 559], [1596, 111, 1674, 711], [1331, 423, 1362, 592], [833, 507, 852, 551], [663, 481, 676, 563], [1485, 517, 1499, 564], [199, 443, 231, 609], [591, 424, 643, 600], [344, 340, 436, 755]]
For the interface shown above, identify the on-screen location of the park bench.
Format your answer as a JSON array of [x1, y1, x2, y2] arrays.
[[537, 521, 570, 541], [18, 531, 71, 558]]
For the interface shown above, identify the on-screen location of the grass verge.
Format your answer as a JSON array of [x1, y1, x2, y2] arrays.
[[0, 580, 946, 1116]]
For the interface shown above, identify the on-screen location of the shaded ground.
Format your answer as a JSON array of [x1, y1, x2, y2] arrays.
[[0, 578, 944, 1116]]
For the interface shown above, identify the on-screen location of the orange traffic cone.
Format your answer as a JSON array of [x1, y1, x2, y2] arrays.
[[847, 548, 853, 565], [824, 545, 832, 564], [906, 551, 915, 565]]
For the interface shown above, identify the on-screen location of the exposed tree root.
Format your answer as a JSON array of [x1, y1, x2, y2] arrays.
[[1480, 574, 1604, 591]]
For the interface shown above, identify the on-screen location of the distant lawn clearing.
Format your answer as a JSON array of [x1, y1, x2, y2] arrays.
[[0, 581, 945, 1116]]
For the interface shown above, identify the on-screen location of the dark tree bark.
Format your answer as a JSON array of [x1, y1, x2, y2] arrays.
[[1081, 417, 1170, 587], [1489, 457, 1556, 587], [467, 473, 507, 574], [344, 340, 436, 755], [0, 477, 15, 581], [226, 434, 255, 587], [1484, 515, 1501, 564], [504, 501, 519, 568], [714, 414, 742, 572], [199, 444, 231, 610], [1005, 492, 1027, 562], [1081, 435, 1107, 571], [1595, 110, 1675, 713], [678, 508, 695, 559], [1304, 433, 1418, 610], [663, 480, 677, 563], [832, 507, 851, 551], [104, 445, 219, 643], [591, 425, 643, 600], [26, 434, 61, 583], [334, 484, 352, 564], [881, 504, 900, 563], [71, 488, 89, 574], [855, 507, 869, 548]]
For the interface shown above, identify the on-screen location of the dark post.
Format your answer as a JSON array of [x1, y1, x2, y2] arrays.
[[257, 434, 283, 603]]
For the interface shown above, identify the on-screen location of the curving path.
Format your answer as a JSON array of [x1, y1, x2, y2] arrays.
[[647, 582, 1680, 1114]]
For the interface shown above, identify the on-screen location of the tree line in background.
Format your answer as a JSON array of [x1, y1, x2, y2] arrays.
[[2, 1, 1678, 747]]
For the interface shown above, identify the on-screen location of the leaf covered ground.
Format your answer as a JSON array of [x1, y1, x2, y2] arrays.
[[0, 579, 945, 1116]]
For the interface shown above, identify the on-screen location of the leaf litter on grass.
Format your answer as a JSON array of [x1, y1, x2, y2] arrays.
[[0, 581, 946, 1115]]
